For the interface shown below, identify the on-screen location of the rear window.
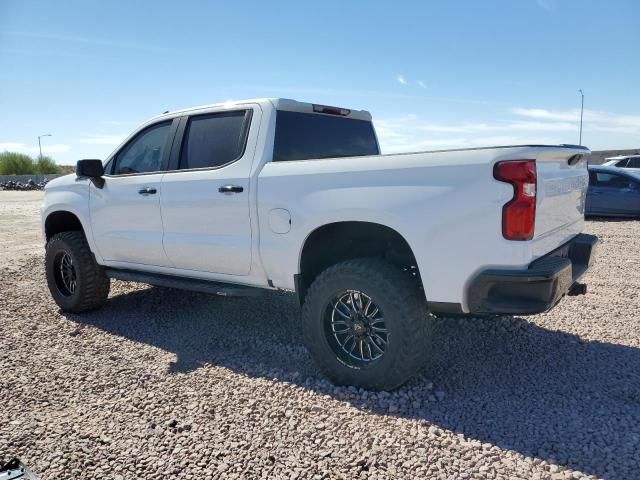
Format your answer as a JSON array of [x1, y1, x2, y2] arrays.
[[273, 111, 379, 162]]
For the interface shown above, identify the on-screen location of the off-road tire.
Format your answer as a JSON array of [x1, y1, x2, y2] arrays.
[[301, 258, 432, 391], [45, 231, 110, 312]]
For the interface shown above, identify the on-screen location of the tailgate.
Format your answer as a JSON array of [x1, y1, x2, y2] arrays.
[[533, 147, 589, 255]]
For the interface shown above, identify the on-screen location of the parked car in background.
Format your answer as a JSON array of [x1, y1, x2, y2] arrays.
[[586, 165, 640, 217], [602, 155, 640, 172]]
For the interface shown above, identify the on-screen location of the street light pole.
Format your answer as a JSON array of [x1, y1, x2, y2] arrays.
[[37, 134, 52, 159], [578, 89, 584, 146]]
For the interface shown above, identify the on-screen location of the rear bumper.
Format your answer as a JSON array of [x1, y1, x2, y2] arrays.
[[466, 233, 598, 315]]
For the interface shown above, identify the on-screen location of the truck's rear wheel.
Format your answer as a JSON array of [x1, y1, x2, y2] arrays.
[[301, 258, 431, 391], [45, 231, 110, 313]]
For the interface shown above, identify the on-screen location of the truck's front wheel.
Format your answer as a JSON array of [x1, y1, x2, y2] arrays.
[[301, 259, 431, 391], [45, 231, 110, 313]]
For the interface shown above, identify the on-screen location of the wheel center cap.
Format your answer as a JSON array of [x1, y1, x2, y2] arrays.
[[353, 321, 366, 334]]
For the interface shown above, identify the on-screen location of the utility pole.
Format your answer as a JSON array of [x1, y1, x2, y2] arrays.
[[38, 134, 52, 159], [578, 90, 584, 146]]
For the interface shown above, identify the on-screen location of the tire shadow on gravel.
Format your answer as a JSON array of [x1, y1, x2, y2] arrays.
[[66, 285, 640, 480]]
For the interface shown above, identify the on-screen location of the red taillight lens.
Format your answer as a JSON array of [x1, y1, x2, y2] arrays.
[[493, 160, 537, 241]]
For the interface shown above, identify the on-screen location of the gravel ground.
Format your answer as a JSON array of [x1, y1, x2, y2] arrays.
[[0, 191, 43, 263], [1, 191, 639, 479]]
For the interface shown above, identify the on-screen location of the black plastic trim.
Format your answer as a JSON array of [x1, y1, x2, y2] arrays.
[[104, 268, 266, 297], [467, 233, 598, 315], [167, 116, 187, 172], [427, 302, 465, 315], [293, 273, 305, 306], [162, 119, 181, 172]]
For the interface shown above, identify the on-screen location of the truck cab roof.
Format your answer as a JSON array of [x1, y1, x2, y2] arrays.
[[152, 98, 373, 123]]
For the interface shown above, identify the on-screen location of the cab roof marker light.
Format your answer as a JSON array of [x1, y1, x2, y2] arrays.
[[312, 104, 351, 116]]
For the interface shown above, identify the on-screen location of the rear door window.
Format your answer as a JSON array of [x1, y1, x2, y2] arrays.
[[616, 158, 629, 167], [626, 157, 640, 168], [179, 110, 251, 170], [273, 111, 379, 162]]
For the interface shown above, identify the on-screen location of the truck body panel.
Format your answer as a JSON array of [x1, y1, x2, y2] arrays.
[[257, 144, 589, 311]]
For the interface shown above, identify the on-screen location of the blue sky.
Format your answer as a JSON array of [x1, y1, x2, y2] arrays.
[[1, 0, 639, 164]]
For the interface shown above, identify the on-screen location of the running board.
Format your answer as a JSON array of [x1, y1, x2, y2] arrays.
[[104, 268, 266, 297]]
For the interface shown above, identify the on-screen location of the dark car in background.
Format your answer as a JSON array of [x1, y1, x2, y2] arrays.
[[586, 165, 640, 217]]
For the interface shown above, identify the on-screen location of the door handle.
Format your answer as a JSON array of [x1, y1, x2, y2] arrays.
[[218, 185, 244, 194], [138, 187, 157, 195]]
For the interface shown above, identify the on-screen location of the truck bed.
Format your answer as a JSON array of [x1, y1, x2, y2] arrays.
[[257, 143, 590, 311]]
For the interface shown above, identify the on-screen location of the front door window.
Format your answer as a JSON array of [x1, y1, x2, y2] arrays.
[[113, 121, 172, 175]]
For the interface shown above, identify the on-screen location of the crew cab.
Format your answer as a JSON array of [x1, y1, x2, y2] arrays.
[[42, 98, 597, 390]]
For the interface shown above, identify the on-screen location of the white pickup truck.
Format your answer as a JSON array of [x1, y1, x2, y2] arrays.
[[42, 98, 597, 390]]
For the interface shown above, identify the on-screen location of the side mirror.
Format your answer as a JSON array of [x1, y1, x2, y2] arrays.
[[76, 159, 105, 188]]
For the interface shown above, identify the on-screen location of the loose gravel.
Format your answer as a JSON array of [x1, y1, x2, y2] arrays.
[[1, 192, 639, 479], [0, 191, 43, 264]]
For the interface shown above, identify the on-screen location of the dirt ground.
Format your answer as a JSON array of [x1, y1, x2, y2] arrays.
[[0, 191, 44, 263], [1, 190, 639, 479]]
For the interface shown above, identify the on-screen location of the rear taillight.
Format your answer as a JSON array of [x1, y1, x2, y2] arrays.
[[493, 160, 537, 241]]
